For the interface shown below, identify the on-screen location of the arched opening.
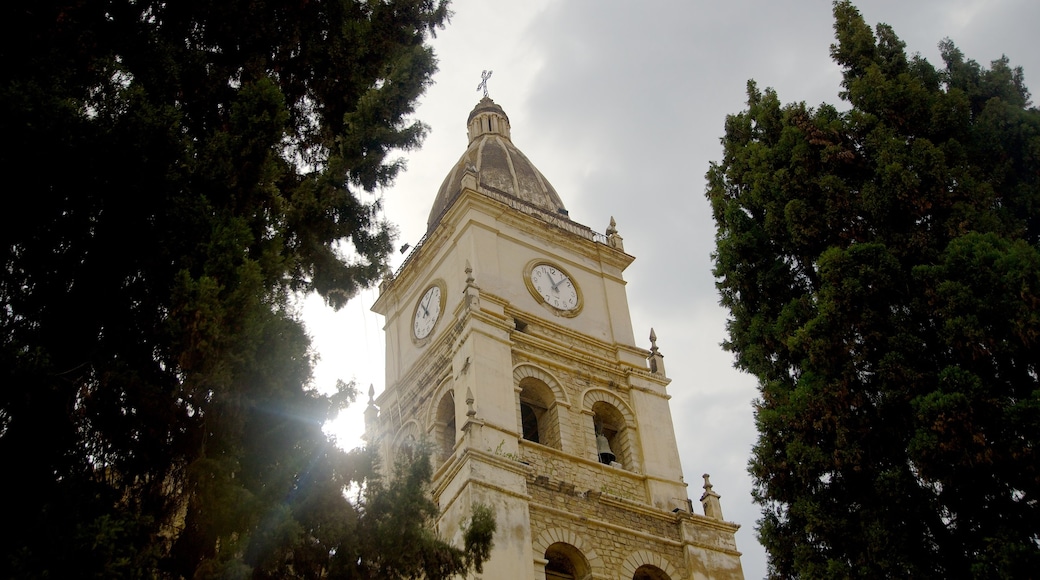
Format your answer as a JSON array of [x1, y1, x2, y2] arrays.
[[518, 377, 560, 449], [544, 542, 591, 580], [633, 564, 672, 580], [393, 432, 419, 467], [520, 402, 540, 443], [592, 401, 628, 469], [434, 390, 456, 462]]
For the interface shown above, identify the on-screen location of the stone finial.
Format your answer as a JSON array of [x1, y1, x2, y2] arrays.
[[464, 260, 481, 310], [606, 216, 624, 250], [648, 328, 666, 376], [466, 387, 476, 418], [700, 474, 724, 520], [363, 384, 379, 439], [378, 273, 394, 295], [461, 161, 478, 191]]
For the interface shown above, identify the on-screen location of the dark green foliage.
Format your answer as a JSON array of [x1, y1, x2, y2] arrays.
[[0, 0, 493, 577], [322, 445, 496, 580], [707, 2, 1040, 577]]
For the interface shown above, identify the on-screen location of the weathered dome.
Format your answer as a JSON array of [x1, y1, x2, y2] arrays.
[[427, 97, 566, 231]]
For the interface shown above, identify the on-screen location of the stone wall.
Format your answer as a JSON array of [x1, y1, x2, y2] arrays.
[[527, 473, 688, 580], [520, 440, 647, 504]]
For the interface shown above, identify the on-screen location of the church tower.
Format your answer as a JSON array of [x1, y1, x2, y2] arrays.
[[367, 97, 744, 580]]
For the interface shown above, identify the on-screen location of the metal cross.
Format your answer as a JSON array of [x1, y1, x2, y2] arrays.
[[477, 70, 493, 98]]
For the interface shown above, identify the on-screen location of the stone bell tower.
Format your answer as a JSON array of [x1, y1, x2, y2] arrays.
[[366, 96, 744, 580]]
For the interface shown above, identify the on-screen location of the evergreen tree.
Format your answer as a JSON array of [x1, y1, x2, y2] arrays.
[[707, 2, 1040, 577], [0, 0, 493, 577]]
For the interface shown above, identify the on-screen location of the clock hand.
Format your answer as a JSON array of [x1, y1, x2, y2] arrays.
[[547, 271, 561, 292]]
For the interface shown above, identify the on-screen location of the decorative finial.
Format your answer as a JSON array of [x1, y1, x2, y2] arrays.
[[477, 70, 493, 98], [363, 383, 379, 438], [606, 216, 624, 250], [463, 260, 481, 310], [466, 387, 476, 417], [700, 473, 724, 520], [648, 328, 665, 375]]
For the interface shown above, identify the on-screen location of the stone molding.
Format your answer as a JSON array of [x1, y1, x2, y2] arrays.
[[620, 549, 681, 580]]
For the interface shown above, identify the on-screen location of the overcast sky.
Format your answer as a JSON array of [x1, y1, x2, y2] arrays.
[[304, 1, 1040, 577]]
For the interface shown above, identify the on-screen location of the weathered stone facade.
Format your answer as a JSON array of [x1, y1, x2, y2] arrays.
[[366, 98, 744, 580]]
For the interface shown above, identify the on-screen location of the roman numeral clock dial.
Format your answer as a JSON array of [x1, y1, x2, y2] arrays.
[[525, 262, 582, 317]]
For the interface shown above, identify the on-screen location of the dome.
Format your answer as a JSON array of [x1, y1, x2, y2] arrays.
[[427, 98, 566, 231]]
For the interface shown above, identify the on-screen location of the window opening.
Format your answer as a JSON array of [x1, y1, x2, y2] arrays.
[[592, 401, 627, 468], [544, 543, 589, 580], [518, 377, 560, 449], [521, 402, 540, 443], [436, 391, 456, 462], [633, 565, 672, 580]]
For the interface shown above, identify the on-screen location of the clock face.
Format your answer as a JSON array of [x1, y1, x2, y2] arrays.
[[413, 285, 442, 340], [529, 263, 580, 312]]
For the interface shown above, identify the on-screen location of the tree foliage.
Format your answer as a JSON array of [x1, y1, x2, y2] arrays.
[[0, 0, 493, 577], [707, 2, 1040, 577]]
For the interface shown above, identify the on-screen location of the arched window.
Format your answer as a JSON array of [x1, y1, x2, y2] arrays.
[[434, 390, 456, 462], [633, 564, 672, 580], [394, 433, 418, 467], [592, 401, 628, 469], [544, 542, 591, 580], [518, 377, 561, 449], [520, 401, 540, 443]]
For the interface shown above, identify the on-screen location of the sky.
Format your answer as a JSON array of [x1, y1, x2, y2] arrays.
[[303, 1, 1040, 577]]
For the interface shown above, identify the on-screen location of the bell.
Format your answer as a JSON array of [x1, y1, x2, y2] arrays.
[[596, 433, 616, 465]]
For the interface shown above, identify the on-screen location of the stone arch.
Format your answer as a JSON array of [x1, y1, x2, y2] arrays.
[[582, 389, 639, 471], [393, 420, 422, 452], [432, 390, 456, 463], [393, 421, 421, 461], [425, 377, 457, 463], [424, 374, 455, 427], [533, 528, 601, 580], [621, 550, 679, 580], [514, 364, 568, 451], [532, 528, 600, 566], [581, 388, 635, 425], [513, 364, 569, 406], [544, 542, 591, 580]]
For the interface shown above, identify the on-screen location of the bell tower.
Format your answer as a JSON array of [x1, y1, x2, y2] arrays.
[[367, 97, 744, 580]]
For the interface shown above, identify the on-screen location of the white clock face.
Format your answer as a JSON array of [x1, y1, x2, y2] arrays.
[[530, 263, 579, 311], [413, 285, 442, 340]]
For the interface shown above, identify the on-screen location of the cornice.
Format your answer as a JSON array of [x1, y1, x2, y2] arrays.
[[526, 473, 742, 557], [372, 212, 458, 316], [375, 316, 461, 409], [505, 305, 650, 380], [378, 186, 635, 309]]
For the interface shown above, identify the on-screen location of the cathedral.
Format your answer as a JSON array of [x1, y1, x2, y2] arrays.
[[364, 95, 745, 580]]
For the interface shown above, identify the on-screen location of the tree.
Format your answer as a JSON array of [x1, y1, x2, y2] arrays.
[[706, 1, 1040, 577], [0, 0, 493, 577]]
